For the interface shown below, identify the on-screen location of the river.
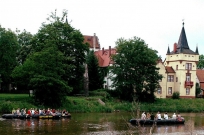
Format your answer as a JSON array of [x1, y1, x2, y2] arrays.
[[0, 112, 204, 135]]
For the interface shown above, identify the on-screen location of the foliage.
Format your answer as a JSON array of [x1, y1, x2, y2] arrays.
[[172, 92, 180, 99], [0, 26, 19, 91], [30, 10, 89, 94], [86, 50, 104, 91], [12, 45, 72, 107], [16, 29, 33, 64], [111, 37, 162, 102], [2, 94, 204, 113], [197, 54, 204, 69], [195, 83, 201, 97], [89, 89, 111, 102]]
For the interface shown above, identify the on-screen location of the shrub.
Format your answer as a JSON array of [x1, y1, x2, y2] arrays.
[[89, 89, 111, 100], [172, 92, 180, 99]]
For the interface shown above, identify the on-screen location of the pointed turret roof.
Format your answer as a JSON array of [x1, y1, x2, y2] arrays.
[[177, 22, 189, 49], [166, 46, 170, 54], [195, 46, 199, 54], [169, 22, 197, 55]]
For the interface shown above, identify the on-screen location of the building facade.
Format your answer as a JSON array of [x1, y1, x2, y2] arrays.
[[155, 23, 199, 98]]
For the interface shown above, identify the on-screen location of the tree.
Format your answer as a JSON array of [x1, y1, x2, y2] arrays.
[[197, 54, 204, 69], [86, 50, 104, 91], [111, 37, 162, 102], [0, 25, 19, 91], [195, 83, 201, 97], [30, 10, 89, 94], [12, 45, 72, 107], [16, 29, 33, 64]]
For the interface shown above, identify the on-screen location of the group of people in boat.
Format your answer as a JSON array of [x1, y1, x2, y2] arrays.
[[141, 111, 184, 121], [11, 108, 70, 116]]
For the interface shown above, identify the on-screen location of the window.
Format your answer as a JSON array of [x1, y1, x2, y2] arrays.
[[167, 75, 174, 82], [185, 63, 192, 70], [186, 88, 190, 95], [168, 87, 172, 95], [176, 65, 178, 70], [186, 75, 191, 81], [176, 77, 178, 82], [157, 87, 162, 94]]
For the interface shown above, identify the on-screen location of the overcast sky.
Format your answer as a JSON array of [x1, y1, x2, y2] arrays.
[[1, 0, 204, 60]]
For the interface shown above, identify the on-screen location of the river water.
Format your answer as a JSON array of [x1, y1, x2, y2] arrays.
[[0, 112, 204, 135]]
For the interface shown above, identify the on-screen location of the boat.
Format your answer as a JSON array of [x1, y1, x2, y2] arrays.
[[2, 113, 71, 119], [129, 118, 185, 125]]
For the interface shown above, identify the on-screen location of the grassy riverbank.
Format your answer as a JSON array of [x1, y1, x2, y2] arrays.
[[0, 94, 204, 113]]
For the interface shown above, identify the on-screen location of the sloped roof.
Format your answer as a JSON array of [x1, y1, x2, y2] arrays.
[[169, 23, 198, 55], [197, 69, 204, 83], [177, 23, 189, 49], [94, 48, 116, 67], [165, 66, 175, 73], [84, 35, 100, 49], [200, 83, 204, 90]]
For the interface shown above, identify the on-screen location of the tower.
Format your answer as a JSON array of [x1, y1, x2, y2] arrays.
[[157, 22, 199, 98]]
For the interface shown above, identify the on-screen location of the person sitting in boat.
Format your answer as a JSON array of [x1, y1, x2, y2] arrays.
[[62, 109, 67, 116], [141, 112, 146, 119], [16, 108, 19, 115], [21, 108, 25, 115], [150, 113, 155, 120], [39, 109, 42, 115], [46, 108, 51, 115], [146, 112, 151, 119], [27, 108, 32, 116], [164, 112, 168, 119], [12, 108, 16, 115], [50, 109, 56, 116], [34, 108, 39, 114], [157, 112, 161, 120], [172, 113, 177, 119], [177, 113, 183, 121]]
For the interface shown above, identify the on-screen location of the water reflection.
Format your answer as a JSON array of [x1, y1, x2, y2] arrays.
[[0, 113, 204, 135]]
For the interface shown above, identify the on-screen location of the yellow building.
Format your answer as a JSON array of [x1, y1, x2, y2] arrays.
[[155, 23, 199, 98]]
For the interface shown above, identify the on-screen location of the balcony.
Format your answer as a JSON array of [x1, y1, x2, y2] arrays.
[[185, 81, 194, 88]]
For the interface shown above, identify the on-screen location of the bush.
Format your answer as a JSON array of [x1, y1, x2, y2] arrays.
[[172, 92, 180, 99], [89, 89, 110, 99]]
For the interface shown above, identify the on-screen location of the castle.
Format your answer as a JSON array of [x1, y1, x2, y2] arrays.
[[155, 22, 199, 98]]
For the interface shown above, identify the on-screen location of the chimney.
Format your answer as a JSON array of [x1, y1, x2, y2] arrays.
[[173, 43, 177, 52], [93, 33, 96, 52], [102, 47, 104, 55], [109, 46, 111, 57]]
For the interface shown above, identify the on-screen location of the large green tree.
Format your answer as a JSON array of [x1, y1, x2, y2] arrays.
[[0, 26, 19, 91], [197, 54, 204, 69], [86, 50, 104, 91], [12, 45, 72, 107], [111, 37, 162, 102], [31, 10, 89, 94]]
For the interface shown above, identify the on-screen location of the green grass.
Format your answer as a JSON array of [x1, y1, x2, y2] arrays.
[[1, 94, 204, 113], [0, 94, 30, 101]]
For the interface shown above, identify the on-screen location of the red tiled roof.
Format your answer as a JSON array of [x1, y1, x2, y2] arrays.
[[165, 66, 175, 73], [94, 48, 116, 67], [84, 35, 100, 49], [197, 69, 204, 83], [200, 83, 204, 90]]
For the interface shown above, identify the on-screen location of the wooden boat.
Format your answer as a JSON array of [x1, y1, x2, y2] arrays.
[[2, 113, 71, 119], [130, 118, 185, 125]]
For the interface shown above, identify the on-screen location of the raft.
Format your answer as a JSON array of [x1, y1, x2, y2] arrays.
[[130, 118, 185, 125], [2, 113, 71, 119]]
